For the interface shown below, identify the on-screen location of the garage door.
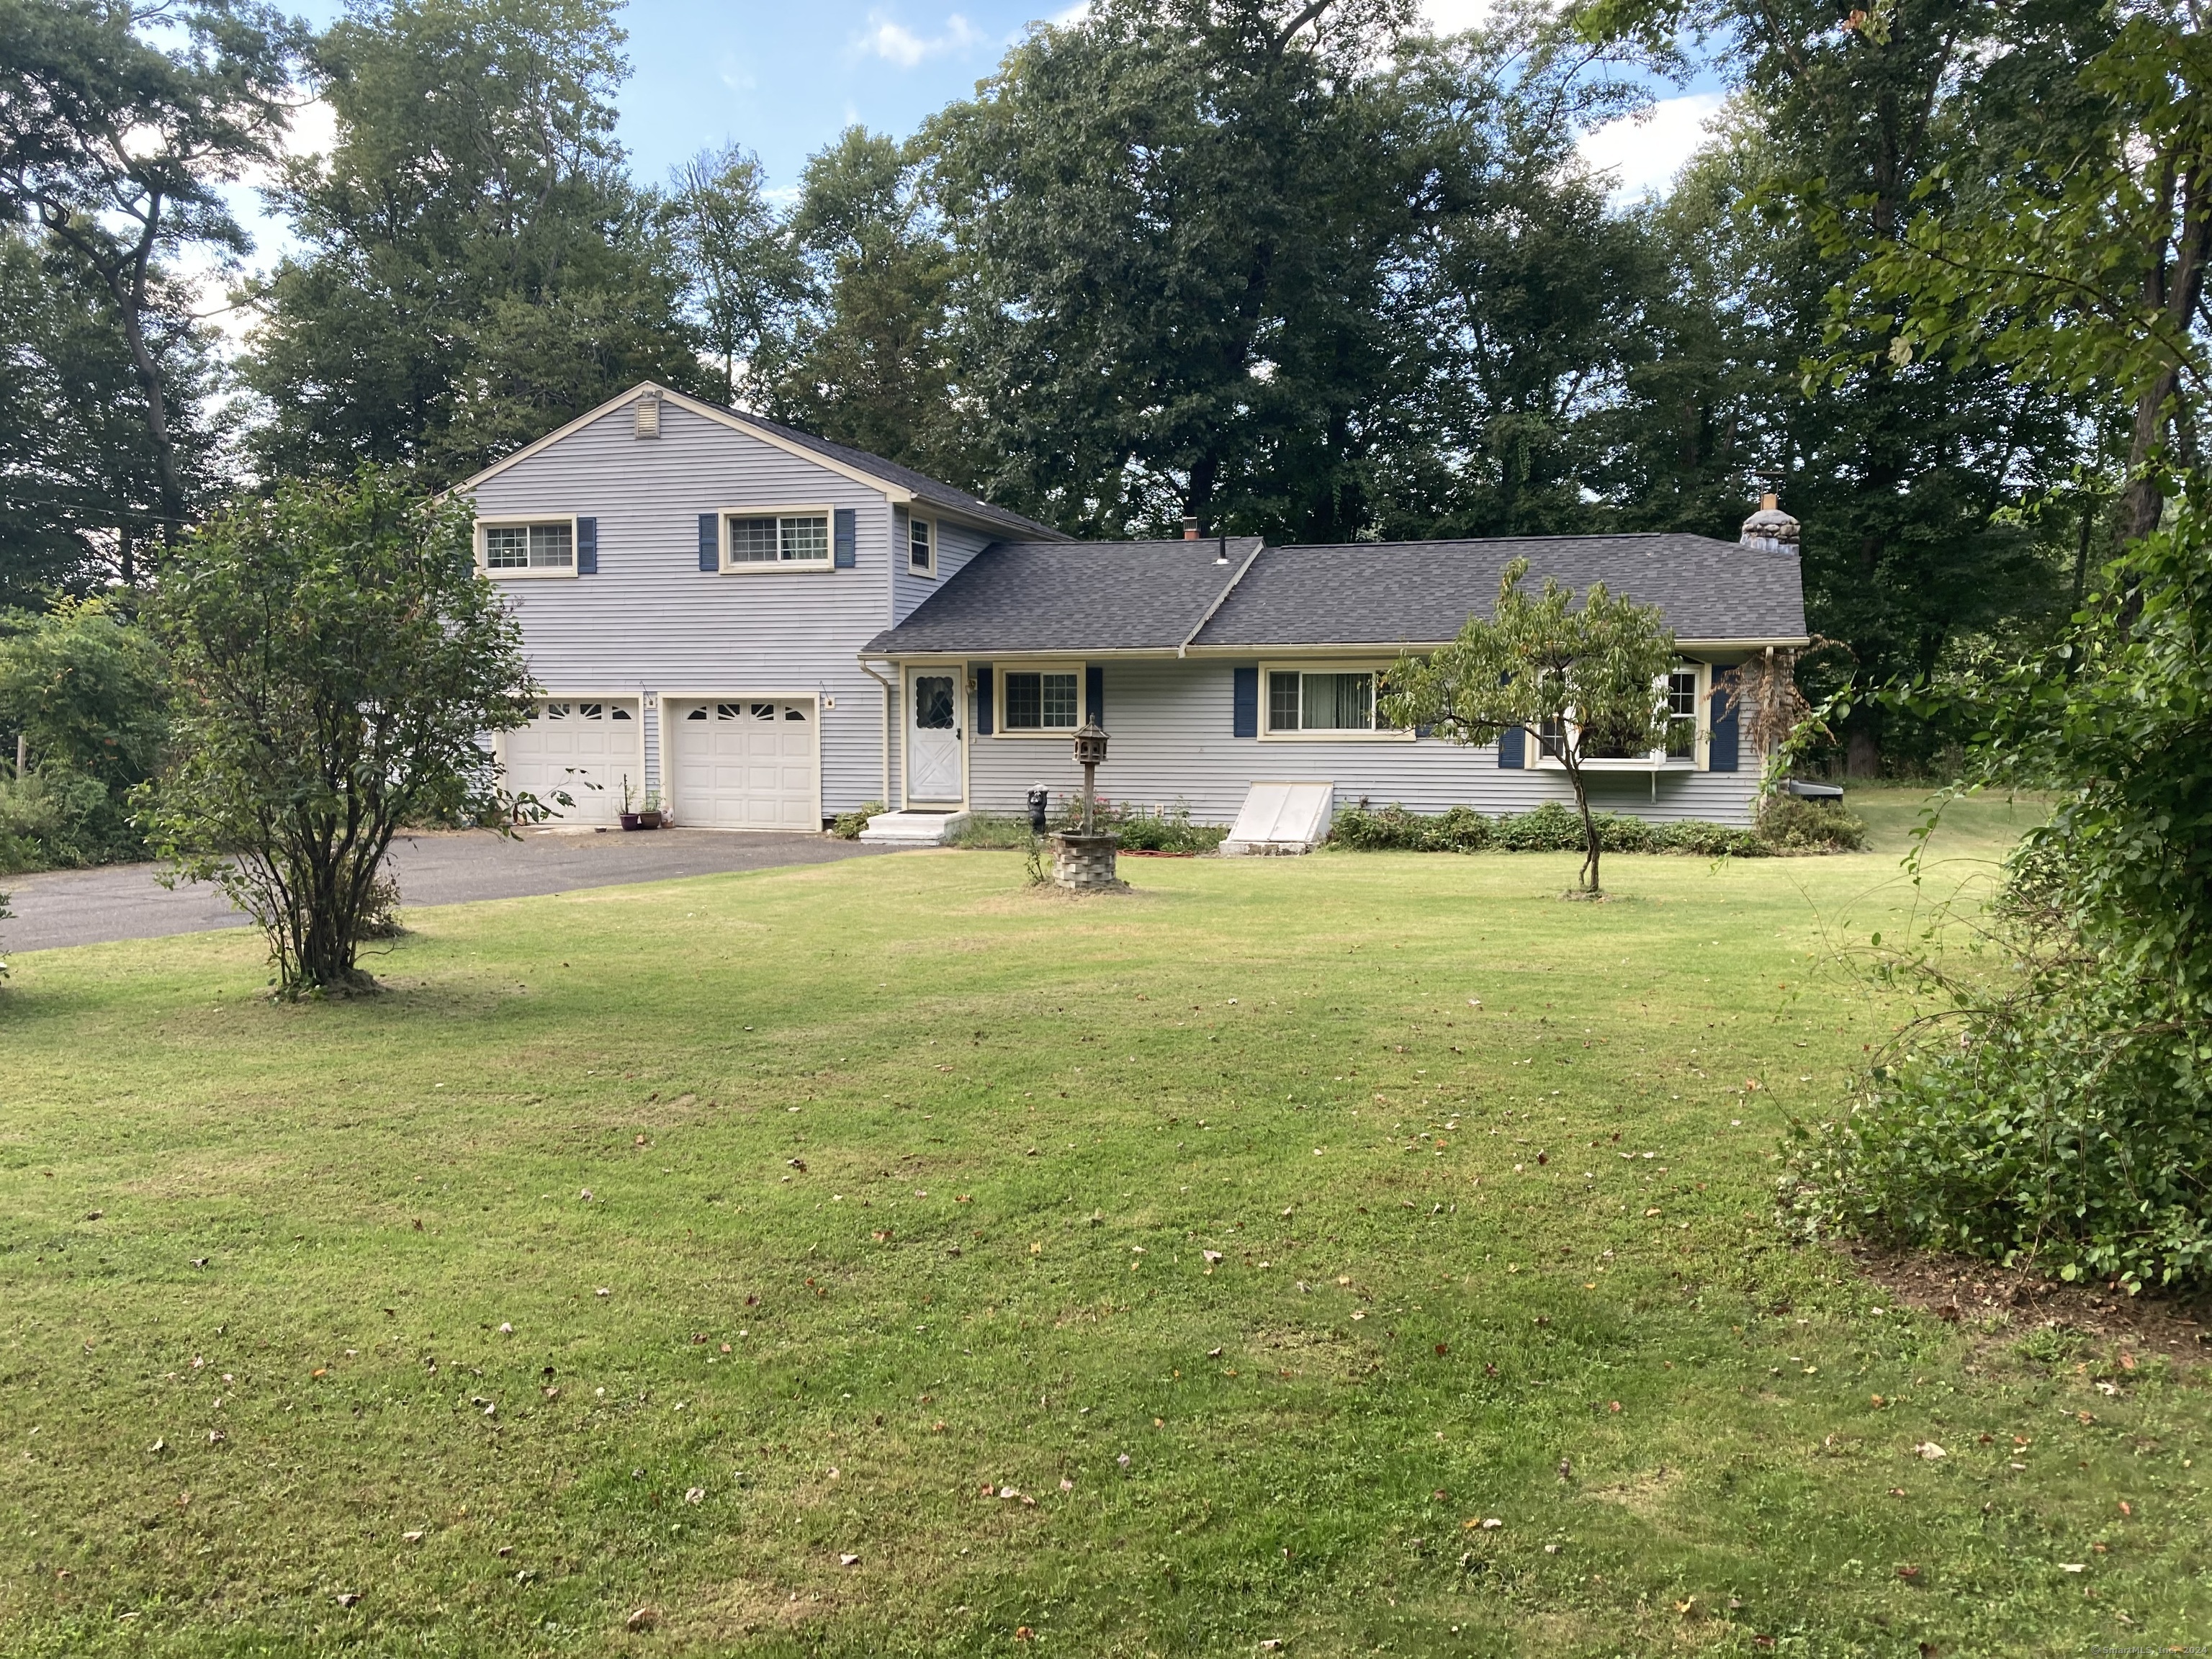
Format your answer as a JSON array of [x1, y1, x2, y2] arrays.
[[502, 698, 640, 826], [670, 699, 819, 830]]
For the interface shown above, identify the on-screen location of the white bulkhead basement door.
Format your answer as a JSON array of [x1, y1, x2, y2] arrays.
[[668, 698, 821, 830], [500, 698, 640, 826]]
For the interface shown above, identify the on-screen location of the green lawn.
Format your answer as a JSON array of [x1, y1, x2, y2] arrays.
[[2, 787, 2204, 1656]]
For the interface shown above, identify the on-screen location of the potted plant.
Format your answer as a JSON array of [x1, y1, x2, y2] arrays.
[[638, 788, 664, 831], [618, 773, 640, 832]]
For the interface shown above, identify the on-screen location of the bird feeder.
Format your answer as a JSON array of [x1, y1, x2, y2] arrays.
[[1072, 720, 1109, 832]]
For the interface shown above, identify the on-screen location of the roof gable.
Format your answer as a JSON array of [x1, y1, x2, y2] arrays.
[[456, 382, 1066, 542]]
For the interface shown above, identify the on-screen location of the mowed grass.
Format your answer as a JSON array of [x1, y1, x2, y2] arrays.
[[2, 787, 2204, 1656]]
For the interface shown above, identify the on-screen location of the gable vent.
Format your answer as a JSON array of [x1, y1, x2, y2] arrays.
[[633, 390, 661, 439]]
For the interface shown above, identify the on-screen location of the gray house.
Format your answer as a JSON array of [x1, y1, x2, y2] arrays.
[[462, 382, 1808, 835]]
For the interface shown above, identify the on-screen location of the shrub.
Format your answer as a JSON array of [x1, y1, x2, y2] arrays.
[[831, 800, 884, 840], [1758, 793, 1869, 851], [0, 765, 127, 871], [1332, 799, 1773, 858], [1055, 796, 1226, 853]]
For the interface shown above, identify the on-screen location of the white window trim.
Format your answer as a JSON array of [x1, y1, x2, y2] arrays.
[[1532, 659, 1709, 772], [477, 513, 579, 580], [719, 503, 835, 573], [1257, 660, 1413, 742], [907, 511, 936, 578], [993, 661, 1086, 738]]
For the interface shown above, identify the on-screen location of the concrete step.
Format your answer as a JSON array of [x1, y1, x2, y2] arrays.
[[857, 809, 971, 845]]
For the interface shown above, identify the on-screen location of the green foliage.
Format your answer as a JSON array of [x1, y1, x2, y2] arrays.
[[1331, 798, 1773, 858], [830, 800, 885, 840], [944, 811, 1031, 850], [1053, 796, 1227, 853], [665, 144, 804, 408], [1792, 501, 2212, 1290], [140, 469, 535, 997], [1380, 555, 1678, 891], [760, 127, 958, 475], [1754, 793, 1868, 853], [0, 0, 297, 547], [243, 0, 703, 486], [0, 598, 169, 866]]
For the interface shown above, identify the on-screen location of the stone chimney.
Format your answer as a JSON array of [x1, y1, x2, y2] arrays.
[[1740, 493, 1799, 554]]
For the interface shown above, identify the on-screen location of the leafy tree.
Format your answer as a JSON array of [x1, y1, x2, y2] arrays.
[[243, 0, 703, 487], [1380, 556, 1677, 894], [0, 228, 230, 595], [140, 469, 535, 997], [1579, 0, 2105, 775], [667, 143, 805, 408], [927, 0, 1417, 540], [759, 127, 959, 472], [0, 597, 168, 864], [1370, 13, 1660, 538], [0, 0, 297, 547]]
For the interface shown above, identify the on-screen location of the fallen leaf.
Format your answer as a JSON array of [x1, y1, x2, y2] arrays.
[[684, 1488, 703, 1505], [840, 1552, 860, 1567], [335, 1592, 360, 1608], [403, 1530, 424, 1543], [1914, 1442, 1947, 1460], [1015, 1627, 1035, 1642], [626, 1606, 660, 1632]]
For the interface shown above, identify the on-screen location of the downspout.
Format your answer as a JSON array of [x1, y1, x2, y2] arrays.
[[860, 657, 896, 806]]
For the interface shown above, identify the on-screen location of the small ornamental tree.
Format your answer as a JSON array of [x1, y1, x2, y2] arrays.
[[141, 469, 535, 997], [1380, 557, 1678, 895]]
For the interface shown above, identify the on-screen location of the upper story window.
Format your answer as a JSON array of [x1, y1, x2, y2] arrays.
[[908, 513, 935, 576], [722, 508, 830, 570], [482, 521, 572, 573], [1001, 667, 1081, 732]]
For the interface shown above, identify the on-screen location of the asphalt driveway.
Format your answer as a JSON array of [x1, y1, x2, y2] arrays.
[[2, 828, 902, 953]]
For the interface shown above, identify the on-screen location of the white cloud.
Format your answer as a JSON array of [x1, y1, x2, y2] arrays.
[[1578, 91, 1725, 201], [1419, 0, 1494, 32], [856, 11, 984, 68]]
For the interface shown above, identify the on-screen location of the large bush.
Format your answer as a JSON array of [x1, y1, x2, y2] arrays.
[[1784, 503, 2212, 1290], [141, 469, 536, 997], [0, 598, 169, 868]]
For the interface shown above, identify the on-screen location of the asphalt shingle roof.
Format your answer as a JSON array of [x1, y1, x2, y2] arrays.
[[698, 399, 1069, 541], [865, 538, 1264, 655], [866, 532, 1807, 657], [1192, 536, 1807, 647]]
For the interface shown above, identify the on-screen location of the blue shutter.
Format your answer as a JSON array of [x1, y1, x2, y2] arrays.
[[575, 516, 597, 575], [698, 513, 719, 571], [974, 665, 993, 736], [1231, 665, 1258, 738], [1498, 725, 1525, 768], [1709, 669, 1740, 772], [1086, 664, 1105, 727], [833, 508, 857, 568]]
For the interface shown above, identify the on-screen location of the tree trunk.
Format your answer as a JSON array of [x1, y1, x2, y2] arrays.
[[1565, 758, 1601, 894], [1847, 721, 1880, 778]]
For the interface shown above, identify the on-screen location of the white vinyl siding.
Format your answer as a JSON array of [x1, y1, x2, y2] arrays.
[[469, 400, 899, 817], [961, 659, 1762, 825]]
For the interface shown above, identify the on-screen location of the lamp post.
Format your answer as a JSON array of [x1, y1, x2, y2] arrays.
[[1072, 719, 1108, 833]]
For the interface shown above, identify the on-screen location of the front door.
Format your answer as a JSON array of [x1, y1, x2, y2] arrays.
[[907, 670, 963, 804]]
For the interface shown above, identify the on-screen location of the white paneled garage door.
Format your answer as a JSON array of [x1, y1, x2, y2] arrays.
[[669, 698, 819, 830], [502, 698, 641, 826]]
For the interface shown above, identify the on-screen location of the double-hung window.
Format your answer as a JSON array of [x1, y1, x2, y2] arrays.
[[1262, 666, 1400, 737], [1663, 665, 1701, 759], [1532, 660, 1707, 768], [481, 519, 573, 575], [722, 508, 831, 570], [999, 665, 1082, 732], [907, 513, 935, 575]]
